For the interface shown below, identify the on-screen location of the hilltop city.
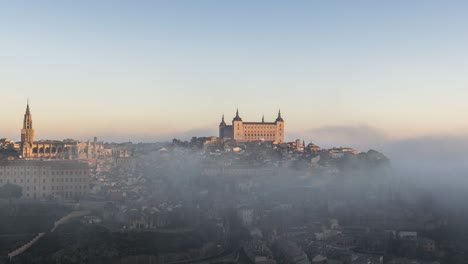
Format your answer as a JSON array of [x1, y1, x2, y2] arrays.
[[0, 102, 465, 264]]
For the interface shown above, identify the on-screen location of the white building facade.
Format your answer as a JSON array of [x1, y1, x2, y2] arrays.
[[0, 160, 90, 200]]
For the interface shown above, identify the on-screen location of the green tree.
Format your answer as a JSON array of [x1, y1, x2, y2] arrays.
[[0, 183, 22, 204]]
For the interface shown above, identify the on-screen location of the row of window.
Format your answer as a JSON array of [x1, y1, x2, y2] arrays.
[[0, 171, 47, 176], [51, 178, 87, 183], [0, 178, 45, 184], [0, 178, 87, 184], [25, 191, 85, 198], [51, 170, 87, 176], [13, 185, 88, 191], [0, 170, 87, 176], [245, 133, 276, 137], [31, 148, 63, 153], [51, 185, 88, 190], [0, 167, 47, 170], [25, 186, 42, 191], [53, 191, 85, 198], [244, 127, 276, 129]]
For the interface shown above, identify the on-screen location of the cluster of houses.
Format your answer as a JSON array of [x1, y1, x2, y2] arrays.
[[71, 139, 443, 263]]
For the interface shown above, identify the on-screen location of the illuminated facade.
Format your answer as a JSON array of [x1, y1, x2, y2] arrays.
[[19, 102, 99, 160], [219, 109, 285, 143]]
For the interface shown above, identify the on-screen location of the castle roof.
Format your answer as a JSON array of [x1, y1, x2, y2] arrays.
[[275, 109, 284, 122], [233, 108, 242, 121], [219, 114, 226, 126]]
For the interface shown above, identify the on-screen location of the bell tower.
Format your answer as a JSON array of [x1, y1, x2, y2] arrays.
[[21, 100, 35, 157]]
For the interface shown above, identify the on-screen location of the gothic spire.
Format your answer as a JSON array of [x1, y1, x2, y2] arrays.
[[26, 99, 30, 115], [262, 114, 264, 123]]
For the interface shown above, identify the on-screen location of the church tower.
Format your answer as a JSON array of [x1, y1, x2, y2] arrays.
[[21, 101, 35, 157]]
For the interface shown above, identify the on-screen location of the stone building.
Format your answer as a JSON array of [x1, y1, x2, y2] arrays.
[[0, 160, 90, 200], [19, 102, 100, 160], [219, 109, 285, 144]]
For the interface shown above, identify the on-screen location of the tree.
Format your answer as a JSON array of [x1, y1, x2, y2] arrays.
[[0, 183, 22, 204]]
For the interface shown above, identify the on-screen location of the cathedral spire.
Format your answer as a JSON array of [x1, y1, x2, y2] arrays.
[[21, 100, 35, 148], [262, 114, 264, 123], [26, 99, 30, 115]]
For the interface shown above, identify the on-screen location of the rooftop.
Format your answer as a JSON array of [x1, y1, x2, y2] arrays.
[[0, 160, 89, 169]]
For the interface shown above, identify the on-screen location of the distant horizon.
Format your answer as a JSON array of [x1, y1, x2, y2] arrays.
[[2, 100, 468, 147], [2, 1, 468, 149], [5, 100, 468, 177], [3, 101, 466, 146]]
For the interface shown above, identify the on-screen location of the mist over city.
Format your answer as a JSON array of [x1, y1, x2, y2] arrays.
[[1, 1, 468, 264]]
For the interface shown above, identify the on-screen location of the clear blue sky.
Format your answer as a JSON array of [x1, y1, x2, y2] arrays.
[[1, 0, 468, 144]]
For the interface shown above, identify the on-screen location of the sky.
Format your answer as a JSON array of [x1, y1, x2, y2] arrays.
[[1, 0, 468, 146]]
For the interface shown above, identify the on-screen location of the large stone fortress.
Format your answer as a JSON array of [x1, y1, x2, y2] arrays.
[[219, 109, 285, 143], [19, 102, 99, 160]]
